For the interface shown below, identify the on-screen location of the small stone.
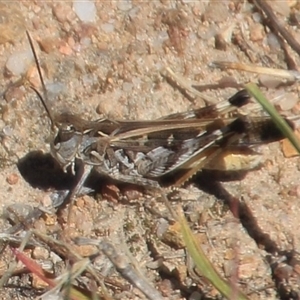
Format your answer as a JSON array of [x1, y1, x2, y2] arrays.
[[203, 2, 231, 22], [276, 92, 298, 111], [50, 252, 62, 265], [6, 173, 19, 185], [38, 37, 57, 54], [117, 1, 132, 11], [4, 204, 33, 224], [75, 244, 98, 257], [32, 247, 50, 260], [101, 23, 114, 33], [161, 222, 185, 249], [252, 12, 263, 23], [52, 3, 74, 23], [224, 248, 236, 260], [33, 219, 47, 233], [2, 125, 14, 136], [249, 23, 264, 42], [259, 75, 282, 89], [4, 87, 25, 103], [123, 188, 143, 202], [281, 129, 300, 157], [40, 194, 53, 208], [266, 32, 281, 51], [156, 218, 169, 237], [59, 41, 73, 56], [6, 50, 33, 76], [73, 0, 97, 23], [32, 273, 49, 289], [215, 33, 227, 51]]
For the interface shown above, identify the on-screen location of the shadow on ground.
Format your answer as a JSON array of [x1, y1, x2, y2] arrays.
[[17, 151, 75, 190]]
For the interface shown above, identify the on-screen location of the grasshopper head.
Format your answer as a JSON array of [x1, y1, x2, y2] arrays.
[[51, 121, 82, 174]]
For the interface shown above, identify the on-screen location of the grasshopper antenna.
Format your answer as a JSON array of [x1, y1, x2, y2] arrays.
[[26, 30, 55, 130]]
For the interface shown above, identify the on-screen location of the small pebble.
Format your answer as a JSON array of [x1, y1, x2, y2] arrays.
[[50, 252, 62, 264], [117, 0, 132, 11], [6, 50, 33, 76], [32, 246, 50, 260], [40, 194, 53, 208], [2, 125, 14, 136], [128, 6, 139, 18], [249, 23, 264, 42], [4, 86, 25, 103], [59, 42, 73, 56], [258, 75, 282, 89], [32, 273, 49, 289], [38, 37, 57, 54], [101, 23, 114, 33], [33, 219, 47, 233], [282, 129, 300, 157], [4, 204, 33, 223], [276, 92, 298, 111], [156, 218, 169, 237], [52, 3, 73, 23], [75, 244, 98, 257], [266, 32, 281, 51], [6, 173, 19, 185], [252, 12, 262, 23], [215, 33, 227, 51], [73, 0, 96, 23]]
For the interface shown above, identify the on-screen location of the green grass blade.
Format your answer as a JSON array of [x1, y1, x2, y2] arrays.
[[178, 210, 249, 300], [245, 83, 300, 154]]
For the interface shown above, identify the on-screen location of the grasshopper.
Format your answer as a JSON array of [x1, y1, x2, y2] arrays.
[[26, 32, 295, 207]]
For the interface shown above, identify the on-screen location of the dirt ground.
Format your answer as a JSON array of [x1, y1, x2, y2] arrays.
[[0, 1, 299, 299]]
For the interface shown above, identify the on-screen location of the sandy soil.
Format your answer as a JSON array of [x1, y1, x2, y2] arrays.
[[0, 1, 299, 299]]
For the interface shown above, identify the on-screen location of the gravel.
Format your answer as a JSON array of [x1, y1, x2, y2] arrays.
[[0, 1, 299, 299]]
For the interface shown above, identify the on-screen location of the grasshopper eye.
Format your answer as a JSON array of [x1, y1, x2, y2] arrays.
[[54, 125, 76, 145]]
